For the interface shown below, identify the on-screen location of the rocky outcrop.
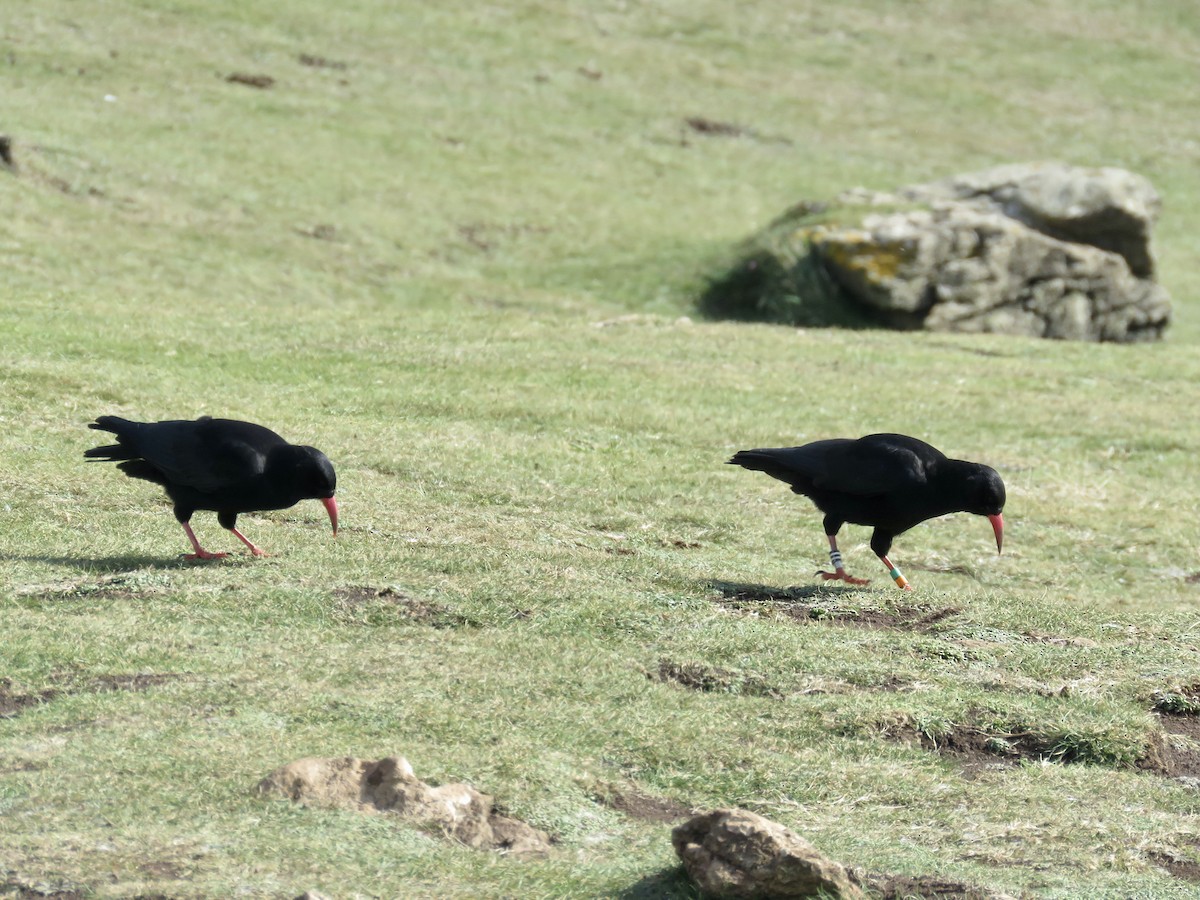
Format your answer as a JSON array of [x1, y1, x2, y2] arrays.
[[702, 163, 1171, 342], [902, 163, 1160, 278], [672, 808, 864, 899], [257, 755, 552, 855]]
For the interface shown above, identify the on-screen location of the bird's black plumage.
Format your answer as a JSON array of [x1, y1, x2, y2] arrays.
[[728, 433, 1005, 589], [86, 415, 338, 558]]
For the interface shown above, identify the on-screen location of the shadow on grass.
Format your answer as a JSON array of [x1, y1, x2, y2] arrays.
[[615, 866, 699, 899], [1, 553, 246, 573], [706, 579, 867, 602]]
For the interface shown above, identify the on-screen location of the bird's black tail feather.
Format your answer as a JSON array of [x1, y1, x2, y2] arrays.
[[727, 449, 805, 489], [87, 415, 135, 436], [84, 443, 132, 461], [84, 416, 139, 461]]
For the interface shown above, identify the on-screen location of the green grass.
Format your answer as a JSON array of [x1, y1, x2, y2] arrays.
[[4, 1, 1200, 898]]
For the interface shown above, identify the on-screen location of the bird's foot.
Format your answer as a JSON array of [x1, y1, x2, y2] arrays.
[[817, 568, 870, 586], [184, 550, 228, 561], [228, 527, 267, 558]]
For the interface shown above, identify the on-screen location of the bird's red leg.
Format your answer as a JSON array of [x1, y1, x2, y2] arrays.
[[181, 522, 228, 560], [817, 534, 871, 585], [228, 527, 268, 558], [878, 554, 913, 591]]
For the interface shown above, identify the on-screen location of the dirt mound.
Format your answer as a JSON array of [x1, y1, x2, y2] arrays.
[[258, 755, 552, 855]]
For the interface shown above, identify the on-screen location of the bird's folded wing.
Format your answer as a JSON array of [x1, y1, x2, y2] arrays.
[[134, 422, 268, 493], [786, 440, 929, 496]]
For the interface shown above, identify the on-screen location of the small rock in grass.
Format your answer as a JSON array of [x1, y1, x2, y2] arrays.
[[672, 808, 863, 898]]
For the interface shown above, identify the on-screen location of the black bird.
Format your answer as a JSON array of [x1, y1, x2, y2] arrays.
[[85, 415, 338, 559], [727, 433, 1004, 590]]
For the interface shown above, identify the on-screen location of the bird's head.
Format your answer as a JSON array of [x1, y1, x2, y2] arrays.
[[965, 464, 1005, 553], [278, 445, 339, 536]]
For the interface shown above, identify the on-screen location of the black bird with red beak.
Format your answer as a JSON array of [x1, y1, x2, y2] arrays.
[[86, 415, 338, 559], [728, 433, 1004, 590]]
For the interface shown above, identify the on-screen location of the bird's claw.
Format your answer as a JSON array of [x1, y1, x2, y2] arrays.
[[184, 550, 228, 561], [817, 569, 871, 586]]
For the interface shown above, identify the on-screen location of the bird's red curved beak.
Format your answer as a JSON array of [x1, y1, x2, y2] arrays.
[[322, 496, 339, 537], [988, 513, 1003, 554]]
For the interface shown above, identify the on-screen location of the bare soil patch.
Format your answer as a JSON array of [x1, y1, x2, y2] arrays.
[[592, 784, 693, 823], [902, 724, 1057, 770], [136, 859, 185, 881], [1021, 630, 1098, 648], [295, 223, 337, 241], [226, 72, 274, 89], [895, 714, 1191, 777], [679, 116, 792, 146], [1140, 713, 1200, 778], [1134, 685, 1200, 776], [455, 221, 548, 255], [17, 573, 172, 602], [684, 116, 747, 137], [0, 760, 45, 774], [661, 538, 701, 549], [334, 586, 479, 628], [889, 719, 1120, 777], [854, 870, 1015, 899], [298, 53, 347, 70], [711, 581, 960, 632], [652, 659, 781, 699], [0, 681, 62, 719], [0, 878, 87, 899], [0, 673, 180, 719], [1149, 845, 1200, 883], [90, 673, 180, 693]]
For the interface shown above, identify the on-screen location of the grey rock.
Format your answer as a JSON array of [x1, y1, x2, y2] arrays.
[[903, 162, 1162, 277], [707, 163, 1171, 342], [672, 808, 864, 898]]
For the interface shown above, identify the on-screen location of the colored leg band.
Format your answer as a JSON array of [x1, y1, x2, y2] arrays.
[[889, 567, 908, 588], [829, 550, 844, 570]]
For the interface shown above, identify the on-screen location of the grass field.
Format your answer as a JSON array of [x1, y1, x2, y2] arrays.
[[4, 2, 1200, 898]]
